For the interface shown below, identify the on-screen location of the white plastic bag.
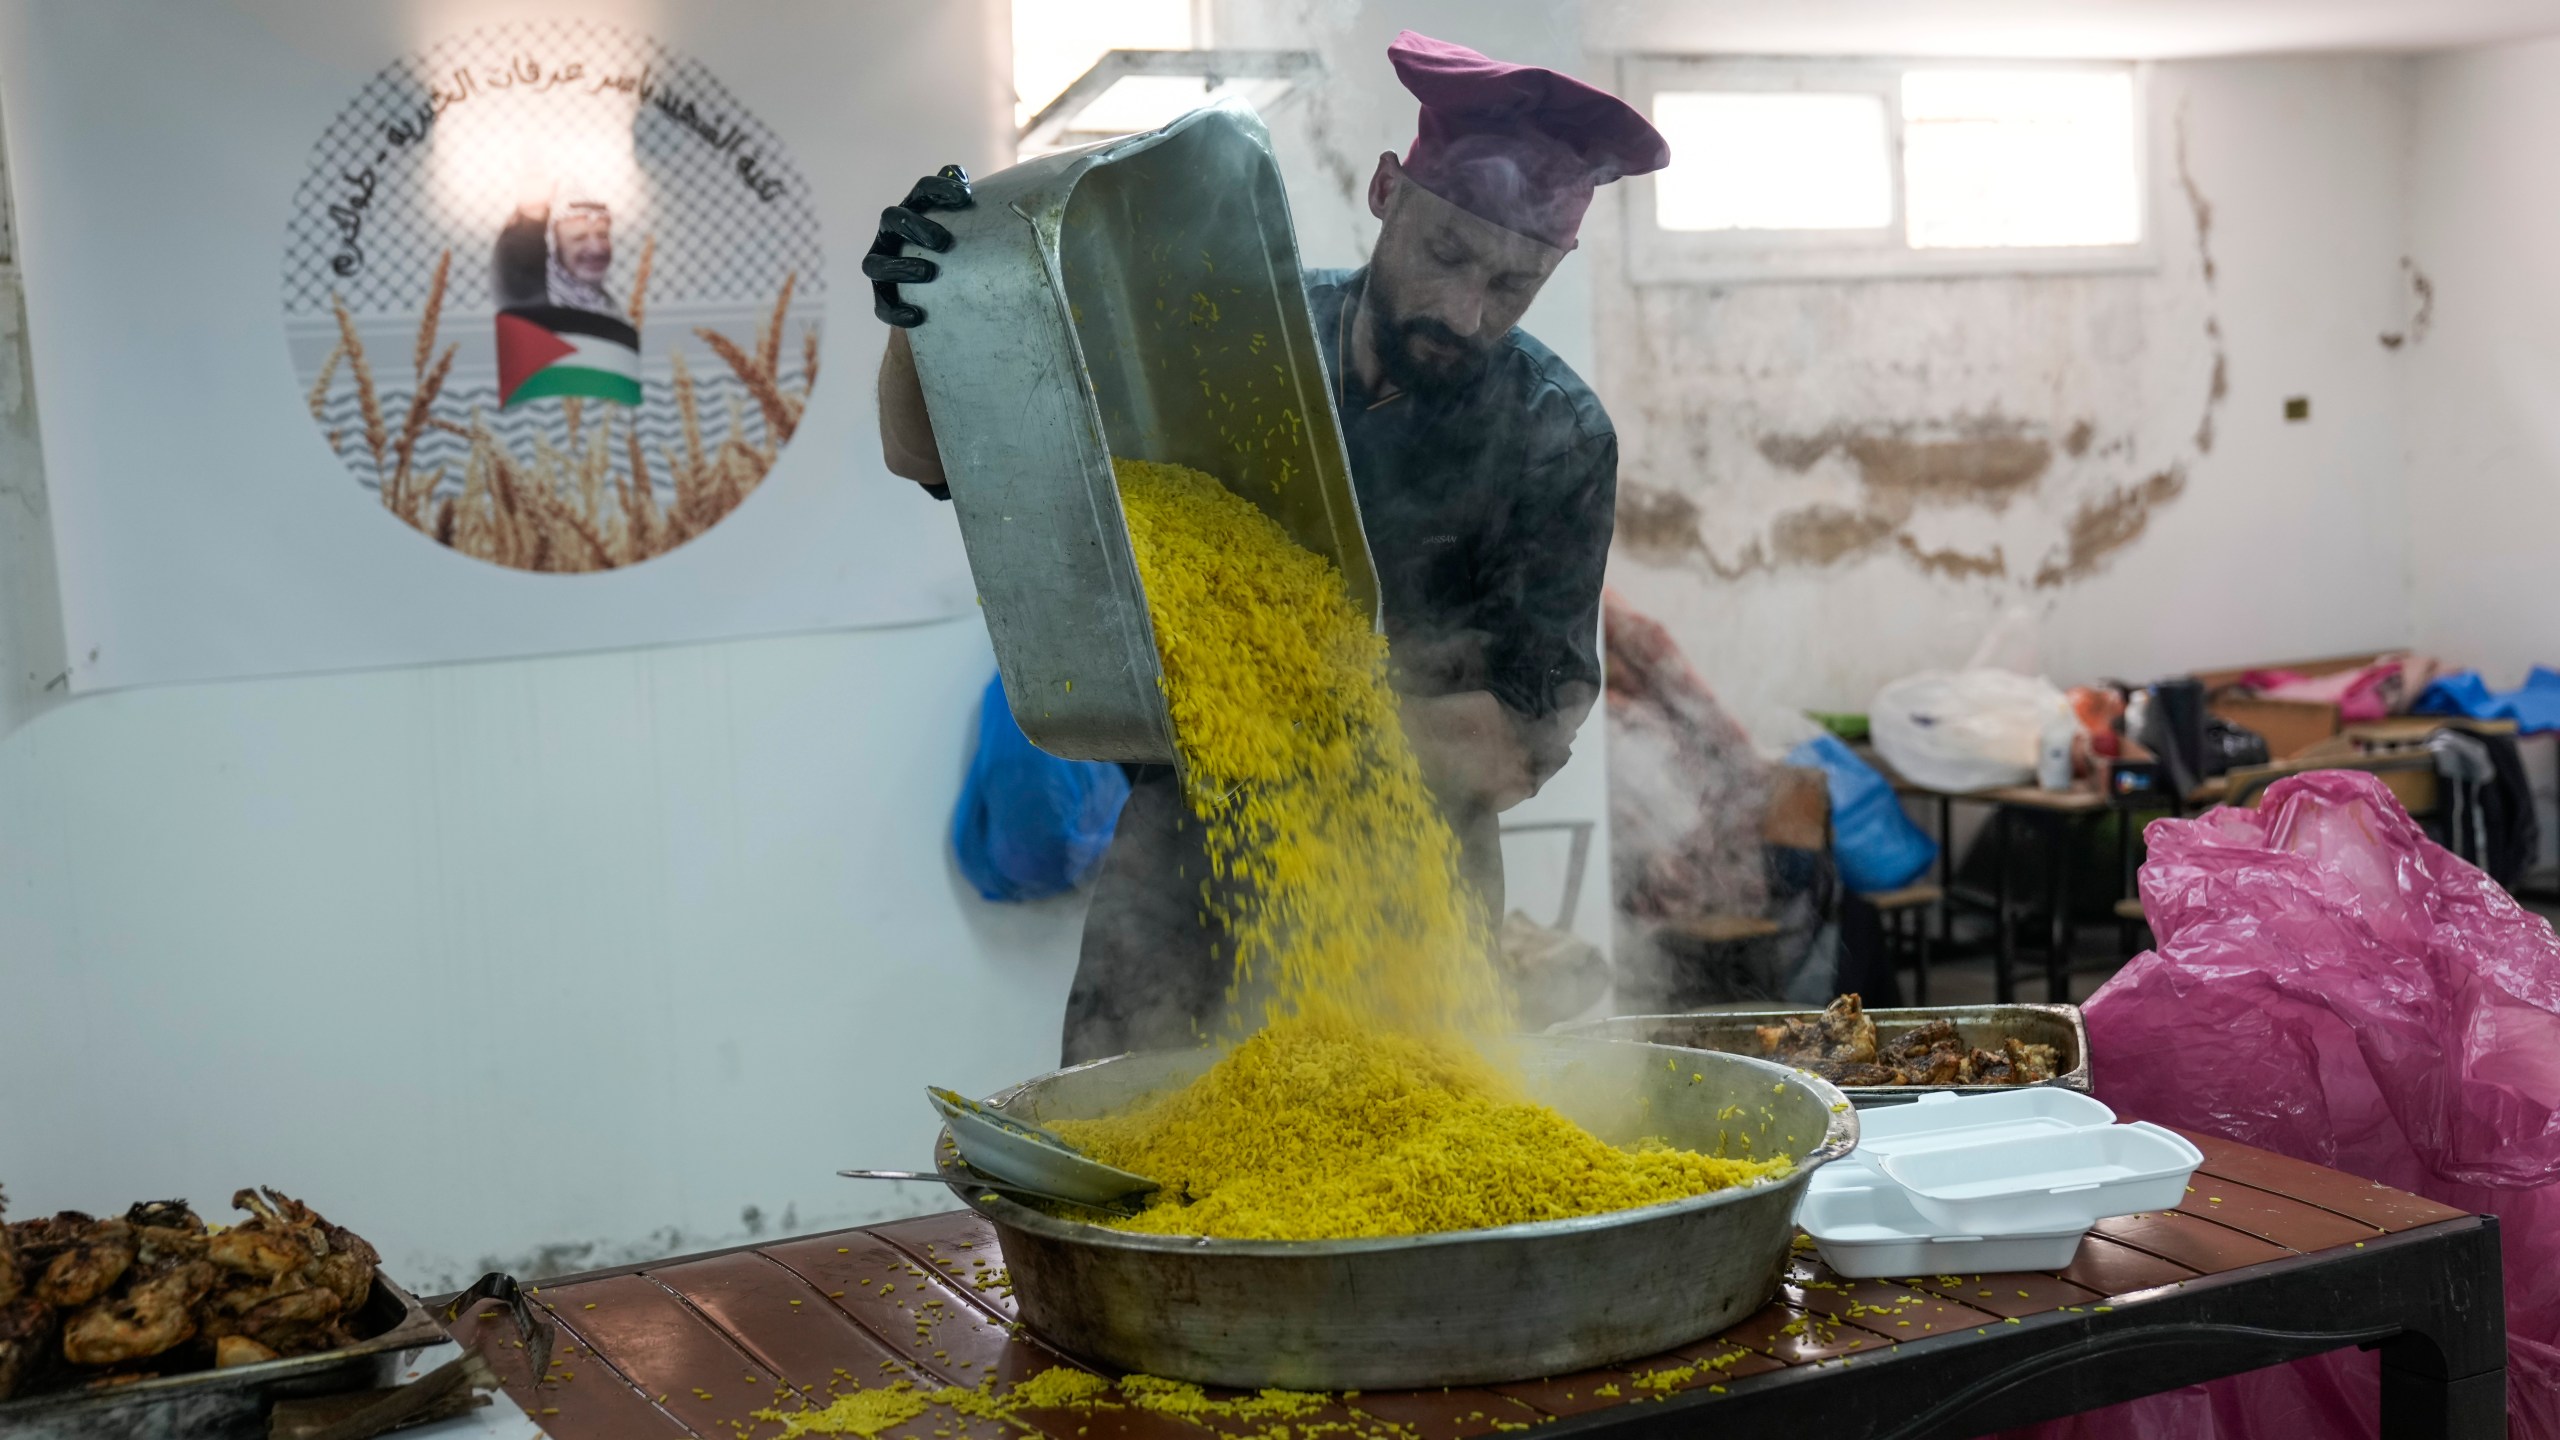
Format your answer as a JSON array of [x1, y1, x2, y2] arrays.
[[1871, 669, 2068, 792]]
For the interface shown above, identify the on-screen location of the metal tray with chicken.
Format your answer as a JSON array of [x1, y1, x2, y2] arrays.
[[0, 1185, 439, 1439], [1555, 995, 2090, 1107]]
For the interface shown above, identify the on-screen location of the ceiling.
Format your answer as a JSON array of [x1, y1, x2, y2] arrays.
[[1584, 0, 2560, 59]]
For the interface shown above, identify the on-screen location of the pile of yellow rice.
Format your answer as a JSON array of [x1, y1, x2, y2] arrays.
[[1058, 459, 1789, 1241], [1057, 1014, 1789, 1240]]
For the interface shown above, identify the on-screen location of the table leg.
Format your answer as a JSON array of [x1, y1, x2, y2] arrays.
[[2117, 804, 2137, 959], [2379, 1361, 2508, 1440], [2372, 1214, 2511, 1440], [1994, 806, 2014, 1004], [2547, 731, 2558, 896], [1934, 794, 1953, 972], [2047, 812, 2072, 1004]]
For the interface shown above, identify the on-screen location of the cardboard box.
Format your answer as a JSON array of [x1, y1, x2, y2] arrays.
[[2191, 652, 2393, 761]]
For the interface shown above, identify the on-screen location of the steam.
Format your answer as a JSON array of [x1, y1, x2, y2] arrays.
[[1416, 133, 1594, 251], [1602, 591, 1778, 1010]]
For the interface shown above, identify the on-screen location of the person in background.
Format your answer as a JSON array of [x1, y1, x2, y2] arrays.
[[493, 179, 620, 316], [868, 32, 1668, 1064]]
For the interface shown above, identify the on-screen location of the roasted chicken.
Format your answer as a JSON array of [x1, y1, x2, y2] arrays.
[[61, 1259, 216, 1366], [0, 1298, 54, 1401], [0, 1187, 376, 1402], [0, 1188, 17, 1308], [35, 1219, 135, 1310], [1753, 992, 1880, 1066], [1757, 995, 2062, 1087]]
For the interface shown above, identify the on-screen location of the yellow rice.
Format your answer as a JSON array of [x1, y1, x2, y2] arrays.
[[1056, 1013, 1792, 1239], [752, 1369, 1338, 1439], [1112, 457, 1498, 1037], [1068, 460, 1790, 1240]]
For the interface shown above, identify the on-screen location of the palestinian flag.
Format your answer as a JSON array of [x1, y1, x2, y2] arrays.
[[496, 306, 641, 408]]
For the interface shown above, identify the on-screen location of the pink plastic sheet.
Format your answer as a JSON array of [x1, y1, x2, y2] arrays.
[[2238, 655, 2440, 722], [1996, 770, 2560, 1438]]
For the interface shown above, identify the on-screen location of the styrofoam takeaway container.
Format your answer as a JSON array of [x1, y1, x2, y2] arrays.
[[1879, 1121, 2206, 1234], [1813, 1088, 2118, 1190], [1797, 1182, 2088, 1278]]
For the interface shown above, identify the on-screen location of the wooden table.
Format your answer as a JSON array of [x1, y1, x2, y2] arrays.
[[445, 1131, 2506, 1440], [1879, 772, 2138, 1004]]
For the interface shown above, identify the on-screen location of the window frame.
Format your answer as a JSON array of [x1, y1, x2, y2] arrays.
[[1619, 56, 2157, 286]]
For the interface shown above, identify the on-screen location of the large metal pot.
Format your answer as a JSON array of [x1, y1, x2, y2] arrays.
[[945, 1035, 1856, 1389], [902, 99, 1377, 768]]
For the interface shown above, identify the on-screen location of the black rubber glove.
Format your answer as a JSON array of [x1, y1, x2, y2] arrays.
[[864, 165, 973, 328]]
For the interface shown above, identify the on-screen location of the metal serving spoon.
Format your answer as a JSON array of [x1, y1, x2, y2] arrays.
[[835, 1167, 1148, 1218], [923, 1086, 1160, 1208]]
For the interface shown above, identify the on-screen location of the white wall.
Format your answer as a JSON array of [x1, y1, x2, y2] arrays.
[[0, 619, 1092, 1288], [2404, 36, 2560, 680], [1591, 55, 2418, 743], [0, 0, 1063, 1290]]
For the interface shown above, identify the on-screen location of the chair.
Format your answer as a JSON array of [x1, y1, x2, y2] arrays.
[[2220, 751, 2439, 811], [1864, 881, 1944, 1002], [1660, 765, 1941, 1002], [1495, 819, 1595, 933]]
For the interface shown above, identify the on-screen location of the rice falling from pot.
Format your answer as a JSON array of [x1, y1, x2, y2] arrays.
[[1052, 460, 1788, 1240]]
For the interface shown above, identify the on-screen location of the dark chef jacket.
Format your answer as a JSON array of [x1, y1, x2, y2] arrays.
[[1058, 265, 1620, 1065]]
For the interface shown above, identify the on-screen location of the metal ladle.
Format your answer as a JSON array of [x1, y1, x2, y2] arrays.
[[835, 1166, 1147, 1218], [922, 1086, 1161, 1208]]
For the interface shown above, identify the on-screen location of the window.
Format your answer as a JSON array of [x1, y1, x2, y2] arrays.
[[1622, 59, 2149, 284], [1651, 92, 1892, 232], [1013, 0, 1199, 134], [1901, 69, 2140, 249], [1009, 0, 1314, 159]]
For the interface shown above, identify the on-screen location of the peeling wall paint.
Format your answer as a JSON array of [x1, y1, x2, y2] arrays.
[[1600, 96, 2228, 595], [2379, 257, 2435, 350], [1595, 57, 2417, 738]]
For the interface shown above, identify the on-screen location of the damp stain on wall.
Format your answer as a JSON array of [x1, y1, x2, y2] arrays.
[[1770, 503, 1901, 566], [1757, 415, 2055, 510], [2176, 102, 2219, 286], [1899, 535, 2008, 579], [2379, 257, 2435, 350], [2034, 466, 2189, 588], [1614, 481, 1706, 565]]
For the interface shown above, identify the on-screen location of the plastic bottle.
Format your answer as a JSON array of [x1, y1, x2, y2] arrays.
[[2037, 706, 2077, 791]]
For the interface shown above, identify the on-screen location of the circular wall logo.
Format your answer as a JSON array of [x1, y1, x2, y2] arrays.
[[283, 21, 824, 571]]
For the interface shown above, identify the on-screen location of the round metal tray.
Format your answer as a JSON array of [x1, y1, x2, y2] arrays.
[[943, 1034, 1856, 1389]]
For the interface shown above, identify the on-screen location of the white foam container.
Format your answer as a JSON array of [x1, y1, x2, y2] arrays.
[[1879, 1121, 2206, 1234], [1798, 1182, 2088, 1278], [1815, 1088, 2119, 1191]]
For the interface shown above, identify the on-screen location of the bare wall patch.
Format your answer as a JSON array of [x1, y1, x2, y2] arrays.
[[1615, 482, 1705, 564], [1897, 535, 2007, 579], [1756, 415, 2053, 510], [2035, 466, 2187, 587], [1769, 504, 1899, 567]]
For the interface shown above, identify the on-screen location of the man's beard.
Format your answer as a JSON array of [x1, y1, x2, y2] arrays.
[[1365, 283, 1492, 396]]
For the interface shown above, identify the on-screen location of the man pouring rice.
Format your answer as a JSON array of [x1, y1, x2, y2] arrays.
[[869, 33, 1668, 1064]]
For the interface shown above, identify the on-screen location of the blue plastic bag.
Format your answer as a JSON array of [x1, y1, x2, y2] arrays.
[[950, 676, 1130, 902], [1784, 733, 1936, 894], [2415, 664, 2560, 734]]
